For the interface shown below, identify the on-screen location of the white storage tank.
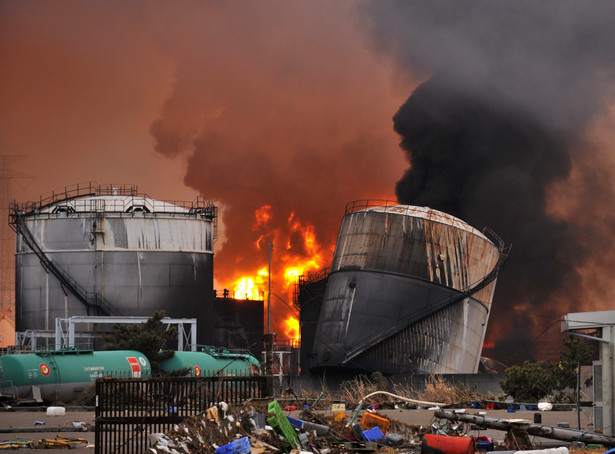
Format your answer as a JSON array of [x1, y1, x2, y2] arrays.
[[11, 184, 216, 344]]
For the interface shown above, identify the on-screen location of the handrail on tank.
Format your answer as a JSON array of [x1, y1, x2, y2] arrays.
[[345, 199, 399, 215], [10, 182, 216, 219], [36, 346, 95, 356]]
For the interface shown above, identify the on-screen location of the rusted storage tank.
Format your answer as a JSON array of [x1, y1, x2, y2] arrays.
[[11, 184, 216, 344], [310, 201, 504, 374]]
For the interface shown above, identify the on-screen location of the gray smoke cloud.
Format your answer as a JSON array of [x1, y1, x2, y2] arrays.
[[359, 0, 615, 363]]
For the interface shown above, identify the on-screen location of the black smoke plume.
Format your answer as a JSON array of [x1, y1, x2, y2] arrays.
[[360, 0, 615, 363]]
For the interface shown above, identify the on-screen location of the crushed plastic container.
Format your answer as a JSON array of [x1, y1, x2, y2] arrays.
[[422, 434, 475, 454], [360, 412, 390, 434], [474, 436, 494, 452], [362, 426, 386, 442], [538, 402, 553, 411], [46, 406, 66, 416], [214, 437, 251, 454], [386, 433, 403, 447]]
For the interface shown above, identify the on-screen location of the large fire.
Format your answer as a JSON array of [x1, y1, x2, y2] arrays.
[[233, 267, 268, 300], [283, 316, 300, 346], [224, 205, 328, 345]]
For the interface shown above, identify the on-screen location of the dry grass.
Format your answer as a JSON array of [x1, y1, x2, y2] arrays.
[[336, 373, 496, 407], [414, 375, 479, 405], [338, 374, 389, 407]]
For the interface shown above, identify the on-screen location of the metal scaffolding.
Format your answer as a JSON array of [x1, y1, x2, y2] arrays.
[[16, 316, 198, 351]]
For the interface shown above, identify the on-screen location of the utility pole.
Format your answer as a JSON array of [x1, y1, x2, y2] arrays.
[[267, 243, 276, 334]]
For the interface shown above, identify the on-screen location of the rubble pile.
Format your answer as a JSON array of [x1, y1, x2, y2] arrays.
[[149, 400, 423, 454], [148, 399, 615, 454]]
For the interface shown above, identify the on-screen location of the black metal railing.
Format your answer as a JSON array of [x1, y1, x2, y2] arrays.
[[11, 182, 216, 219], [95, 375, 268, 454]]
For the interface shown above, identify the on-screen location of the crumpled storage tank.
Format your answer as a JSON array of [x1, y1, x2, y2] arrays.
[[311, 201, 506, 374], [11, 184, 216, 344]]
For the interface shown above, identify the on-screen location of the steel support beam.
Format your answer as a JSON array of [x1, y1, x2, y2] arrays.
[[562, 310, 615, 436]]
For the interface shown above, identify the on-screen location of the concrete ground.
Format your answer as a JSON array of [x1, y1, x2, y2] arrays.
[[0, 409, 95, 452]]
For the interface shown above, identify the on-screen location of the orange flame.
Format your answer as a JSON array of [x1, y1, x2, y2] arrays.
[[234, 276, 264, 300], [224, 207, 328, 343], [284, 316, 300, 345], [281, 213, 323, 289]]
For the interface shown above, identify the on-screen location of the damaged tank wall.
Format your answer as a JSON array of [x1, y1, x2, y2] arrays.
[[311, 204, 500, 374]]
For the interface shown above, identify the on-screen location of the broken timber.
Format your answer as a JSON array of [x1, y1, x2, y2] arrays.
[[435, 409, 615, 447]]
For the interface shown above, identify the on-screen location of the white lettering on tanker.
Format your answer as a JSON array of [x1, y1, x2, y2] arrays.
[[84, 366, 106, 381]]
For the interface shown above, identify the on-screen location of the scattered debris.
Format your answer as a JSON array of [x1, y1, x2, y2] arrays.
[[149, 398, 428, 454], [0, 435, 90, 449], [435, 409, 615, 447], [46, 406, 66, 416], [145, 395, 615, 454]]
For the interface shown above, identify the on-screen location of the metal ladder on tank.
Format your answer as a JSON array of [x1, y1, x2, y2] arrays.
[[340, 229, 511, 366], [9, 206, 122, 317]]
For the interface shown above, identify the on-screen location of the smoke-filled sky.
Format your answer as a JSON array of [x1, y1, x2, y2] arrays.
[[0, 1, 411, 346], [2, 1, 615, 363], [361, 0, 615, 361]]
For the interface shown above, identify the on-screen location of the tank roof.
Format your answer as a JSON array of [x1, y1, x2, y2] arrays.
[[11, 183, 215, 217], [347, 201, 488, 240], [39, 195, 189, 214]]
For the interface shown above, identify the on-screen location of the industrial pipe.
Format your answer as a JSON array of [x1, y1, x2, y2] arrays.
[[434, 410, 615, 447]]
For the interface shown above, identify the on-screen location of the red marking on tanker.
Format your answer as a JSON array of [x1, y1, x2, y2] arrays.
[[40, 363, 50, 376], [194, 365, 201, 377], [126, 357, 141, 377]]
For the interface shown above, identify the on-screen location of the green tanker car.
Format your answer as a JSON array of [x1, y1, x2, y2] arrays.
[[159, 346, 260, 377], [0, 349, 151, 402]]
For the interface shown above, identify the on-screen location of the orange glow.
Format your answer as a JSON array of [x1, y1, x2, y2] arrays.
[[254, 205, 272, 229], [483, 341, 495, 349], [0, 313, 14, 349], [284, 316, 300, 344]]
